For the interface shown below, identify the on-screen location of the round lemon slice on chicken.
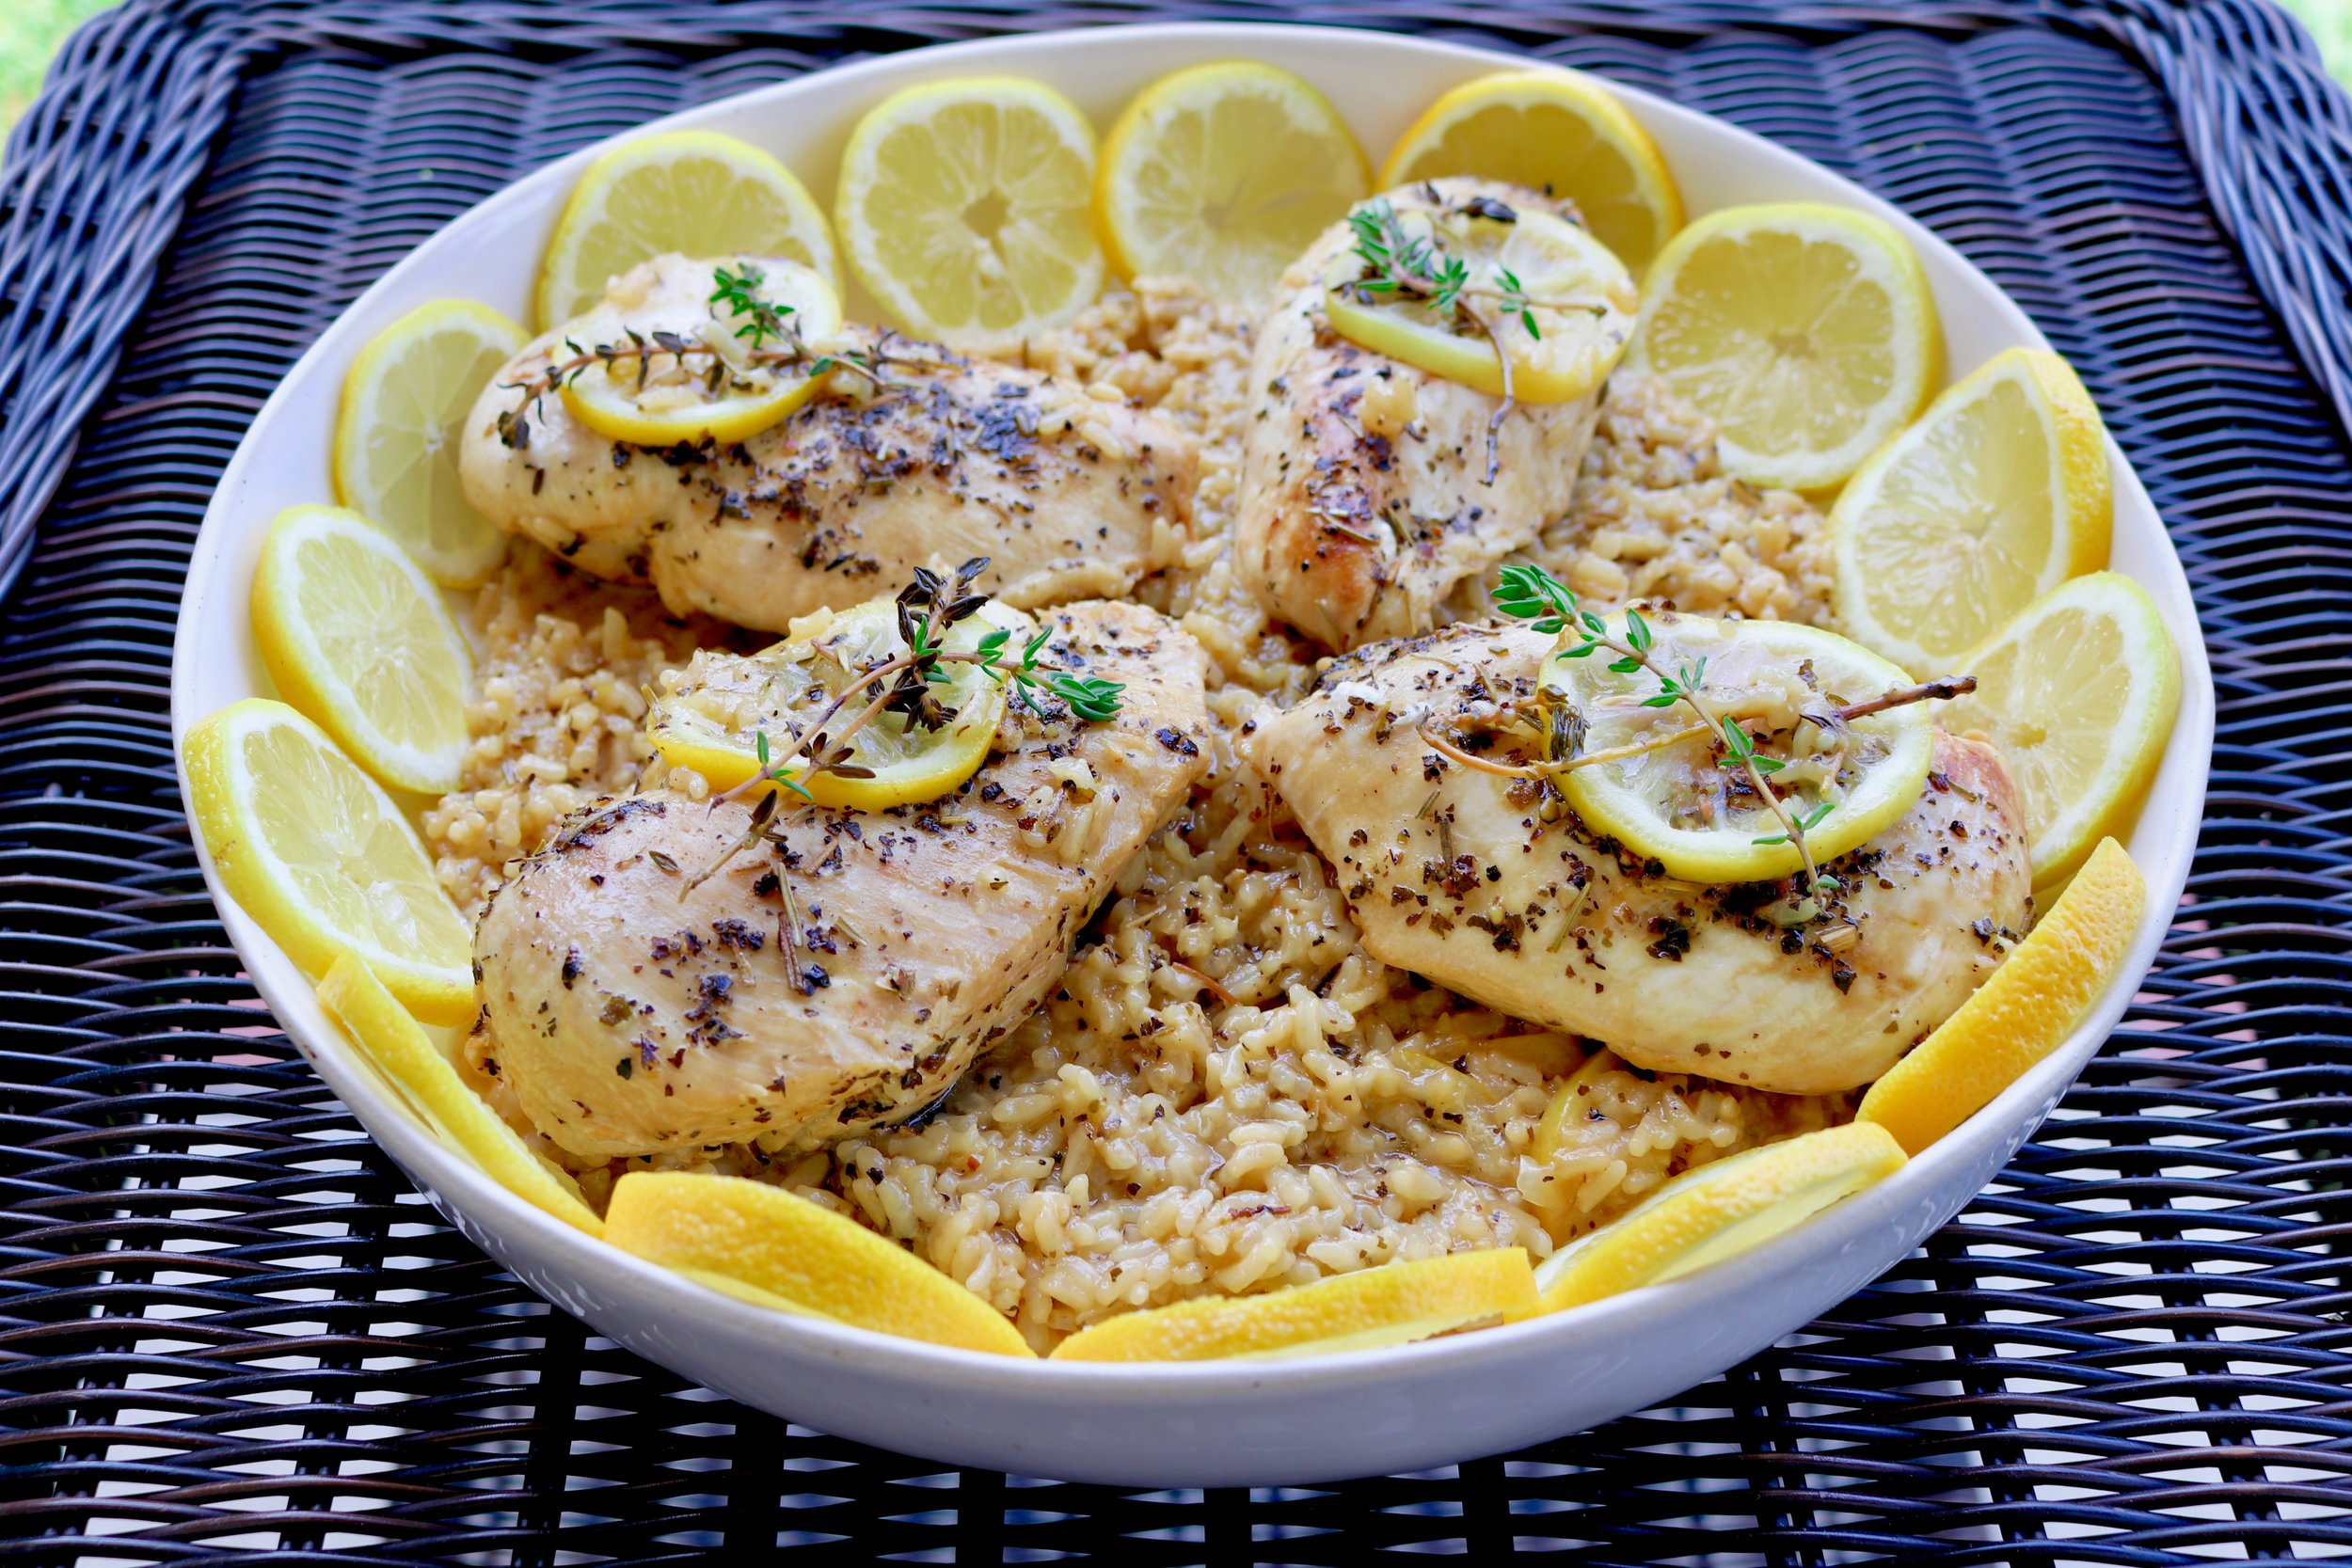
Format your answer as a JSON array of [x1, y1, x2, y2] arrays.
[[1540, 611, 1933, 883], [649, 591, 1024, 810], [1095, 60, 1369, 302], [1324, 192, 1637, 404], [556, 257, 842, 447], [1378, 69, 1684, 275], [1051, 1248, 1537, 1362], [535, 130, 838, 330], [1534, 1122, 1905, 1312]]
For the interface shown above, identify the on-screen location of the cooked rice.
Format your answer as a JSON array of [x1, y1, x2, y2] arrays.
[[432, 280, 1850, 1349]]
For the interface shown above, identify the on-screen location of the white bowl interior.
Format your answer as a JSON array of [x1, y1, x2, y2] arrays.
[[170, 22, 2214, 1486]]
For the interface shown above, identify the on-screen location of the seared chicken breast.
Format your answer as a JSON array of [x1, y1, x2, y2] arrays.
[[1241, 621, 2034, 1094], [460, 255, 1198, 634], [474, 601, 1212, 1158], [1237, 180, 1623, 652]]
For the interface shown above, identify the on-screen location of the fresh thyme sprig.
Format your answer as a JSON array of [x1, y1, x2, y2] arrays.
[[1493, 562, 1836, 889], [1338, 193, 1599, 485], [726, 559, 1126, 808], [494, 264, 894, 451]]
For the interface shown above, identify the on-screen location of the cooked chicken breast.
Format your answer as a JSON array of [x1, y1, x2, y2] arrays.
[[1237, 179, 1622, 652], [1240, 621, 2033, 1094], [474, 601, 1211, 1158], [459, 254, 1198, 634]]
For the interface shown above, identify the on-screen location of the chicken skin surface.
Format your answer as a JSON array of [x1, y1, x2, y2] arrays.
[[1237, 179, 1626, 652], [460, 255, 1198, 634], [474, 601, 1212, 1159], [1240, 621, 2034, 1094]]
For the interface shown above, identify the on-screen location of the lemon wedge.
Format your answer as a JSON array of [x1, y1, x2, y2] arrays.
[[649, 593, 1020, 810], [318, 955, 600, 1234], [332, 298, 525, 587], [1534, 1122, 1904, 1312], [535, 130, 838, 330], [1625, 202, 1942, 491], [183, 699, 473, 1024], [1833, 347, 2114, 674], [1378, 69, 1684, 275], [1540, 611, 1933, 883], [250, 504, 472, 796], [1051, 1248, 1536, 1362], [1095, 60, 1368, 303], [1860, 838, 2144, 1153], [556, 257, 842, 447], [1324, 193, 1637, 404], [604, 1171, 1034, 1356], [1938, 572, 2178, 888], [835, 77, 1104, 351]]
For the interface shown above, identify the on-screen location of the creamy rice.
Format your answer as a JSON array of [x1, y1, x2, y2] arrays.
[[433, 281, 1849, 1350]]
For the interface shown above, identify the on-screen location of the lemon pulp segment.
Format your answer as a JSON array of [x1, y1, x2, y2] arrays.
[[1859, 838, 2144, 1153], [1050, 1247, 1537, 1361], [556, 257, 842, 446], [1324, 196, 1637, 403], [1937, 571, 2178, 887], [535, 130, 838, 329], [1378, 68, 1683, 274], [1534, 1121, 1905, 1311], [604, 1171, 1035, 1356], [332, 297, 525, 587], [836, 77, 1104, 350], [250, 503, 472, 795], [1541, 612, 1933, 882], [1095, 60, 1368, 303], [318, 955, 600, 1234], [183, 699, 472, 1023], [648, 594, 1021, 810], [1833, 347, 2113, 674], [1626, 202, 1941, 491]]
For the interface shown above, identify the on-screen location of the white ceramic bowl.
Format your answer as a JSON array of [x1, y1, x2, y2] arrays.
[[170, 22, 2214, 1486]]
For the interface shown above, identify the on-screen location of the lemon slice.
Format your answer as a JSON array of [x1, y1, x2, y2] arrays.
[[1832, 348, 2114, 673], [649, 592, 1021, 810], [1051, 1248, 1537, 1362], [1937, 572, 2178, 887], [318, 956, 600, 1234], [183, 699, 473, 1024], [1534, 1122, 1904, 1312], [1540, 611, 1933, 882], [333, 298, 525, 588], [1095, 61, 1369, 303], [1858, 838, 2142, 1154], [836, 77, 1104, 351], [1378, 69, 1684, 275], [556, 257, 842, 447], [535, 130, 839, 331], [1624, 202, 1942, 491], [604, 1171, 1033, 1356], [249, 504, 472, 796], [1325, 194, 1637, 404]]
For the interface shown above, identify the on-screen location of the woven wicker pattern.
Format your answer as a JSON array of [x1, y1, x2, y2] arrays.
[[3, 1, 2349, 1560]]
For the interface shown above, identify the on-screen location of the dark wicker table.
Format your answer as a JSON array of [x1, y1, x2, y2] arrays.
[[5, 1, 2352, 1561]]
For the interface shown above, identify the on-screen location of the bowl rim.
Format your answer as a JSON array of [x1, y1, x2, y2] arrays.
[[168, 18, 2217, 1393]]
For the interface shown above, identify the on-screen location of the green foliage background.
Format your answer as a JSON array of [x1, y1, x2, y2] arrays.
[[1, 1, 2348, 146]]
